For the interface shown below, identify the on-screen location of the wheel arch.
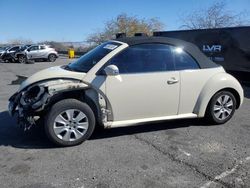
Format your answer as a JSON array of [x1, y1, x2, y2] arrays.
[[16, 53, 25, 58], [44, 86, 111, 128], [48, 53, 58, 59], [220, 88, 241, 109], [193, 72, 244, 117]]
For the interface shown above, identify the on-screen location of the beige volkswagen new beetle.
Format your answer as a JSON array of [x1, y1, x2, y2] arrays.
[[9, 36, 244, 146]]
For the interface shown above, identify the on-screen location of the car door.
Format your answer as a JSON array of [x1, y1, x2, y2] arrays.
[[27, 45, 39, 59], [172, 47, 214, 115], [103, 44, 180, 121], [37, 45, 47, 58]]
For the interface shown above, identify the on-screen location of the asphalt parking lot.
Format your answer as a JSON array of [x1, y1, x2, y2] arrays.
[[0, 57, 250, 188]]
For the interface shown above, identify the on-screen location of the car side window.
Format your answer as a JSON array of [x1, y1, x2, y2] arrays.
[[107, 44, 175, 74], [9, 46, 19, 51], [172, 48, 200, 70], [40, 46, 46, 50], [29, 46, 39, 51]]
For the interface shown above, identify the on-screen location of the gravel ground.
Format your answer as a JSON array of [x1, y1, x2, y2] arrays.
[[0, 58, 250, 188]]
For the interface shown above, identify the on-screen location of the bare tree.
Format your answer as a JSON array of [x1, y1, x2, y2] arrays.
[[87, 13, 164, 45], [7, 38, 33, 45], [181, 1, 249, 29]]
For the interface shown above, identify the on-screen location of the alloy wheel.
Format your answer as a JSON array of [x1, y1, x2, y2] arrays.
[[53, 109, 89, 142], [49, 54, 56, 62], [19, 56, 26, 64], [213, 94, 234, 121]]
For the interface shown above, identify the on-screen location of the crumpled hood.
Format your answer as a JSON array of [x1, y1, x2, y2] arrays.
[[19, 66, 86, 91]]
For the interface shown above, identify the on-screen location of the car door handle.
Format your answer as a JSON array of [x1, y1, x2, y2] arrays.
[[167, 77, 179, 84]]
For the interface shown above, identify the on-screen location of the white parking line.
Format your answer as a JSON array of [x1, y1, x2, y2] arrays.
[[178, 148, 191, 156], [200, 156, 250, 188]]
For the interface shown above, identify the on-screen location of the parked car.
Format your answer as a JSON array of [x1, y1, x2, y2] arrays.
[[0, 45, 28, 63], [19, 45, 59, 63], [0, 46, 10, 59], [8, 36, 244, 146]]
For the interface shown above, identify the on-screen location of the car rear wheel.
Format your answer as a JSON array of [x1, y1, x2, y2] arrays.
[[44, 99, 95, 146], [206, 91, 236, 124], [48, 54, 57, 62], [18, 55, 27, 64]]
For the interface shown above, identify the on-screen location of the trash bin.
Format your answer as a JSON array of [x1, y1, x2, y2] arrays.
[[68, 48, 75, 59]]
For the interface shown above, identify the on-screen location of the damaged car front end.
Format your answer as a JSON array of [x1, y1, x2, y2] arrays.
[[9, 79, 88, 130], [9, 84, 51, 130]]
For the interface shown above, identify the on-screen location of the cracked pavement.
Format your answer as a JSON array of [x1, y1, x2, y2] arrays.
[[0, 58, 250, 188]]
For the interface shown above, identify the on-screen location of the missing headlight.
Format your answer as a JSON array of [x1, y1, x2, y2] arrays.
[[20, 85, 45, 105]]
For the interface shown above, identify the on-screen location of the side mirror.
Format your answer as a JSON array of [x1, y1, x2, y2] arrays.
[[104, 65, 119, 76]]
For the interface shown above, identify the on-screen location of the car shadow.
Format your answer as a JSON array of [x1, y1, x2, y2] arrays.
[[0, 110, 212, 149], [0, 111, 53, 149]]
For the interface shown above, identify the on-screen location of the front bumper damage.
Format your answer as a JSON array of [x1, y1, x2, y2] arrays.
[[8, 86, 51, 130], [8, 79, 88, 131]]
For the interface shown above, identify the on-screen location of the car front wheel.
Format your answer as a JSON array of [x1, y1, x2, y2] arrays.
[[44, 99, 95, 146], [48, 54, 57, 62], [18, 55, 27, 64], [206, 91, 236, 124]]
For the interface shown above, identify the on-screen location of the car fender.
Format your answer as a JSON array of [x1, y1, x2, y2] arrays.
[[16, 78, 113, 126], [17, 79, 89, 109], [42, 79, 113, 126], [193, 72, 244, 117]]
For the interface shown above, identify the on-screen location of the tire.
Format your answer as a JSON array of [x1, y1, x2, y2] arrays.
[[48, 54, 57, 62], [206, 91, 236, 124], [18, 55, 27, 64], [44, 99, 96, 146]]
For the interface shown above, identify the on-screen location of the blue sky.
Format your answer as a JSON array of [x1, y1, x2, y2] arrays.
[[0, 0, 249, 43]]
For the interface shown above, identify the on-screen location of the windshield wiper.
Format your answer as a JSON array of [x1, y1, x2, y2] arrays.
[[63, 65, 73, 71]]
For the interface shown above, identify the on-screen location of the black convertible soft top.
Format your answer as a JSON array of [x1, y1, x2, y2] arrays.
[[116, 36, 219, 69]]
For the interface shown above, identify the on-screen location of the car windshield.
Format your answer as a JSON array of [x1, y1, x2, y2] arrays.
[[65, 42, 121, 72]]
